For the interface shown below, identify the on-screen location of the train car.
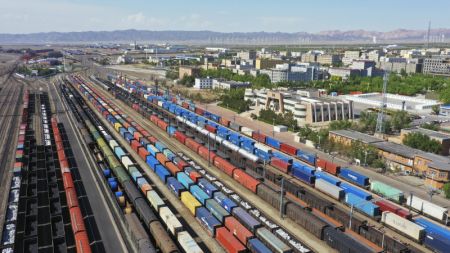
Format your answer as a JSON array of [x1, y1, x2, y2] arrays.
[[370, 181, 404, 203], [406, 195, 448, 223], [339, 168, 370, 187], [381, 211, 425, 242]]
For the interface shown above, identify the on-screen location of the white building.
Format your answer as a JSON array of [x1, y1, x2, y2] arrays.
[[245, 89, 353, 124], [344, 93, 441, 112], [212, 79, 251, 90], [194, 77, 213, 89]]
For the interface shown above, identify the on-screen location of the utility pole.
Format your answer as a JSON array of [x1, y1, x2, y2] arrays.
[[376, 71, 388, 135]]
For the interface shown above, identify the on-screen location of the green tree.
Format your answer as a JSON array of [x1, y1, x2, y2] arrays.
[[390, 110, 411, 132], [329, 120, 354, 131], [218, 88, 251, 113], [431, 104, 441, 115], [443, 183, 450, 199], [358, 111, 378, 133], [403, 132, 442, 154], [421, 122, 440, 131]]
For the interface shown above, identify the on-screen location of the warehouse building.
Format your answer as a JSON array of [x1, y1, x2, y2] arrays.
[[329, 129, 450, 189], [245, 89, 354, 125], [400, 127, 450, 156]]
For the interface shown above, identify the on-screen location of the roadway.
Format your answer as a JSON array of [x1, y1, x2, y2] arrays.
[[195, 102, 450, 208], [42, 76, 128, 253], [83, 75, 336, 253]]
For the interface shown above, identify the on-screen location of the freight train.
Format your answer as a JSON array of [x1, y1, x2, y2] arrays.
[[67, 77, 299, 253], [98, 74, 450, 253], [76, 75, 400, 253]]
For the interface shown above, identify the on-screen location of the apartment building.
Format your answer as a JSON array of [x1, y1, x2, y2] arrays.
[[423, 56, 450, 76], [316, 54, 341, 65]]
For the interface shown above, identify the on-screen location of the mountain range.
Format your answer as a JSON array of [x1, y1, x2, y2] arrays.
[[0, 29, 449, 44]]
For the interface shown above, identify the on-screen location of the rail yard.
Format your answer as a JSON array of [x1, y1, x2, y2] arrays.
[[0, 52, 450, 253]]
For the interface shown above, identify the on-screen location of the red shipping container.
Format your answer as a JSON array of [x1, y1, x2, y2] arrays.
[[219, 118, 230, 127], [205, 124, 217, 133], [396, 208, 412, 220], [233, 169, 260, 193], [280, 143, 297, 156], [62, 173, 74, 190], [130, 140, 140, 152], [157, 120, 168, 131], [66, 187, 79, 209], [174, 131, 187, 144], [70, 208, 86, 234], [60, 159, 70, 170], [165, 162, 181, 176], [224, 216, 253, 245], [150, 115, 159, 124], [102, 111, 109, 117], [251, 132, 266, 143], [185, 138, 201, 153], [56, 141, 64, 151], [156, 153, 169, 165], [148, 136, 157, 144], [214, 157, 236, 176], [215, 227, 246, 253], [189, 171, 202, 183], [375, 200, 398, 213], [182, 102, 189, 109], [134, 132, 143, 141], [325, 162, 340, 175], [58, 149, 66, 162], [141, 130, 150, 137], [195, 107, 205, 115], [176, 160, 188, 170], [198, 146, 216, 163], [270, 158, 290, 174], [316, 159, 327, 170], [138, 147, 150, 160]]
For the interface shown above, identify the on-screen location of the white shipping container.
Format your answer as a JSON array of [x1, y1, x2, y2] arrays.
[[157, 101, 163, 107], [121, 156, 134, 170], [406, 195, 447, 221], [147, 190, 165, 211], [177, 231, 203, 253], [381, 211, 424, 241], [159, 206, 182, 235], [241, 126, 254, 136], [254, 143, 272, 153], [274, 125, 288, 133], [315, 179, 343, 200], [109, 140, 119, 149]]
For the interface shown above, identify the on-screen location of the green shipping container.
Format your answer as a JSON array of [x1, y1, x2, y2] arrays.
[[370, 180, 404, 203]]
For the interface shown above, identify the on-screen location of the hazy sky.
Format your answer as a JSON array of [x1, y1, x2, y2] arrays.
[[1, 0, 450, 34]]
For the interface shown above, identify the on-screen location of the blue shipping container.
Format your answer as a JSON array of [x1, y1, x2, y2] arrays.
[[167, 126, 177, 136], [177, 173, 194, 189], [198, 178, 218, 198], [195, 207, 221, 237], [190, 185, 210, 205], [296, 149, 316, 165], [155, 141, 167, 152], [232, 207, 261, 232], [272, 152, 292, 164], [414, 218, 450, 238], [340, 182, 372, 200], [155, 165, 171, 183], [166, 177, 185, 197], [213, 192, 237, 213], [345, 193, 379, 217], [114, 147, 126, 158], [423, 232, 450, 253], [265, 137, 281, 149], [292, 166, 315, 184], [248, 238, 272, 253], [315, 171, 341, 186], [124, 132, 134, 143], [340, 168, 370, 187], [292, 162, 315, 175]]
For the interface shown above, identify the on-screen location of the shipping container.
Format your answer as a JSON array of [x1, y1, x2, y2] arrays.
[[382, 211, 424, 241], [147, 190, 165, 212], [247, 238, 272, 253], [190, 185, 210, 205], [345, 193, 380, 217], [232, 207, 261, 232], [339, 168, 370, 187], [214, 192, 238, 213], [340, 182, 372, 201], [315, 179, 344, 200], [177, 231, 204, 253], [205, 199, 230, 223], [159, 206, 183, 235], [196, 207, 221, 237], [271, 158, 291, 174], [370, 181, 404, 203], [224, 216, 253, 245], [215, 227, 246, 253], [406, 195, 447, 221], [266, 137, 281, 149], [197, 178, 218, 197], [375, 200, 412, 219], [315, 171, 341, 186], [280, 143, 297, 156], [233, 169, 260, 193], [256, 227, 292, 253], [181, 191, 201, 215]]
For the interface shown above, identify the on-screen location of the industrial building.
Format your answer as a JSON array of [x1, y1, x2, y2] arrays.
[[343, 93, 440, 113], [400, 127, 450, 156], [423, 56, 450, 76], [193, 78, 250, 90], [260, 63, 319, 83], [179, 66, 201, 79], [316, 54, 341, 65], [245, 89, 354, 124], [329, 129, 450, 189], [255, 58, 284, 70]]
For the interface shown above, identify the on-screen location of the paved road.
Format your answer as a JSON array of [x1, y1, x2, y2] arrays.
[[45, 77, 127, 253], [196, 102, 450, 209]]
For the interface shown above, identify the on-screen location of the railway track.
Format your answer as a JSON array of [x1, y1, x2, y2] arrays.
[[0, 74, 24, 240], [79, 75, 332, 252]]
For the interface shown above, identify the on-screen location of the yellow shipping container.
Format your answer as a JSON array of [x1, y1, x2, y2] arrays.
[[114, 122, 122, 132], [180, 191, 201, 215]]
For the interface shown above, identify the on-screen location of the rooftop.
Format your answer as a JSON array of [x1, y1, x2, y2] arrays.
[[402, 127, 450, 141], [329, 129, 384, 144]]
